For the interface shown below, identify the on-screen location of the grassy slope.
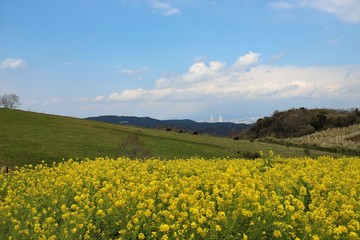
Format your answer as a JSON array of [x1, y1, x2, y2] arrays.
[[0, 109, 343, 167]]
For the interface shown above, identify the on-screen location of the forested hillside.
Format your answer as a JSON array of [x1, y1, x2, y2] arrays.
[[236, 108, 360, 139]]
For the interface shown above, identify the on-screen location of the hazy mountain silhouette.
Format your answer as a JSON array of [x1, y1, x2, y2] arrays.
[[84, 115, 253, 137]]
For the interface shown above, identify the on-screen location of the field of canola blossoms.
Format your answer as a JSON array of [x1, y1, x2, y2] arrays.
[[1, 152, 359, 239]]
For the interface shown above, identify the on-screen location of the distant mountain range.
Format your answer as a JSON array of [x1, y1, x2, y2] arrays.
[[84, 115, 253, 137]]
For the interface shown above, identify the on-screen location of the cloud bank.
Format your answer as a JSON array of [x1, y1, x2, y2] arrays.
[[90, 52, 359, 118]]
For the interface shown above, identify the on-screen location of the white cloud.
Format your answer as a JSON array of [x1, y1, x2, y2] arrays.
[[155, 61, 225, 88], [43, 97, 62, 105], [93, 95, 105, 102], [108, 88, 180, 102], [119, 67, 147, 76], [299, 0, 360, 23], [269, 52, 285, 63], [120, 69, 137, 75], [270, 1, 295, 9], [108, 53, 360, 101], [327, 37, 343, 46], [272, 0, 360, 23], [150, 0, 181, 16], [109, 89, 147, 101], [87, 52, 359, 118], [76, 97, 90, 102], [231, 65, 347, 98], [233, 51, 261, 69], [0, 58, 26, 70]]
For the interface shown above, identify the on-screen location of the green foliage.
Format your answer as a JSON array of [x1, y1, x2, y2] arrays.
[[260, 150, 275, 170], [293, 177, 313, 212], [236, 150, 261, 159]]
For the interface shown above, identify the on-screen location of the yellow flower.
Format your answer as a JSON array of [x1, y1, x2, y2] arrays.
[[191, 222, 197, 229], [96, 209, 105, 217], [349, 232, 358, 239], [60, 205, 67, 212], [34, 223, 41, 233], [206, 209, 213, 218], [350, 188, 356, 197], [242, 209, 253, 218], [333, 225, 348, 235], [159, 224, 170, 232], [144, 209, 152, 217], [215, 225, 222, 232], [70, 204, 78, 211], [300, 186, 307, 196], [196, 227, 207, 237], [216, 211, 226, 221], [1, 155, 360, 239], [273, 230, 282, 238], [347, 219, 360, 231], [74, 195, 81, 202], [31, 208, 37, 214], [133, 217, 139, 224]]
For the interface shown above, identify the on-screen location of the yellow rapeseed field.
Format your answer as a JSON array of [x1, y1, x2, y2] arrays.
[[1, 152, 359, 239]]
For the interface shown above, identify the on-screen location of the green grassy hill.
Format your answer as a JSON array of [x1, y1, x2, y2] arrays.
[[0, 109, 346, 168]]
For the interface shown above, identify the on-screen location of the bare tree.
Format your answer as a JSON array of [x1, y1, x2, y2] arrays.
[[0, 94, 21, 109], [120, 134, 151, 160]]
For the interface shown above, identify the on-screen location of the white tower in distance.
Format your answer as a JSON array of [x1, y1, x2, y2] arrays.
[[210, 115, 214, 123], [218, 115, 223, 122]]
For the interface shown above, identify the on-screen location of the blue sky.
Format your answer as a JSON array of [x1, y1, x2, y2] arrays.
[[1, 0, 359, 122]]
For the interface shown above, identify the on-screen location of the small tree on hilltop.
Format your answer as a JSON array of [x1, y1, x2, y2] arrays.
[[0, 94, 21, 109]]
